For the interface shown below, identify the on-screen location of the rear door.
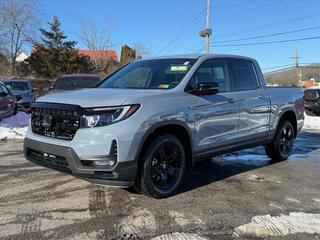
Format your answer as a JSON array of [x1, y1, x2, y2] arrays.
[[188, 59, 240, 154], [228, 59, 270, 142]]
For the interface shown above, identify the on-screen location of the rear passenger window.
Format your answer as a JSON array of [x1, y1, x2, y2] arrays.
[[228, 59, 259, 91]]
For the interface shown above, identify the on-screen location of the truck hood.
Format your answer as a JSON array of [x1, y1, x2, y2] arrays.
[[36, 88, 165, 107]]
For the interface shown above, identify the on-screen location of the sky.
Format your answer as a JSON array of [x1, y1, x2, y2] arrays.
[[37, 0, 320, 72]]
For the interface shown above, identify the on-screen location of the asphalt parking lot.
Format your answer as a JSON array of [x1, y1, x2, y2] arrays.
[[0, 130, 320, 240]]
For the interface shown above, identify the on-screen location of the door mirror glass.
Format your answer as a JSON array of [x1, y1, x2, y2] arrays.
[[193, 81, 219, 95]]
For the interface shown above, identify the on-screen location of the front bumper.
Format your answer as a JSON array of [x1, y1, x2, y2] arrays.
[[24, 138, 137, 187]]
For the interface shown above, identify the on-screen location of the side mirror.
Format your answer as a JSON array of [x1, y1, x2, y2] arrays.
[[192, 82, 219, 96], [32, 88, 38, 92], [0, 92, 8, 97]]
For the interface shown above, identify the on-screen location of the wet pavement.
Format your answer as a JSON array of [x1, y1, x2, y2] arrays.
[[0, 130, 319, 240]]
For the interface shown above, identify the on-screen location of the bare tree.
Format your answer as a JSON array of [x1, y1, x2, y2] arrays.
[[133, 43, 151, 60], [0, 0, 39, 75], [79, 18, 114, 72]]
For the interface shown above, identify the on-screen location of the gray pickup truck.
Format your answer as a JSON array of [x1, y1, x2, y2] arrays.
[[24, 54, 304, 198]]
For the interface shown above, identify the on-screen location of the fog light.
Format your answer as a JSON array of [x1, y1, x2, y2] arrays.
[[93, 159, 116, 167]]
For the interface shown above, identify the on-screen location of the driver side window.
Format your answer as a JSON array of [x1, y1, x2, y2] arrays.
[[189, 59, 230, 93]]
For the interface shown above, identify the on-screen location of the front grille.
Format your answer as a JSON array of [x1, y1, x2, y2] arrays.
[[26, 148, 70, 171], [31, 103, 82, 140]]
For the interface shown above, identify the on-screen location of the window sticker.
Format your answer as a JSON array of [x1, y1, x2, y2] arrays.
[[170, 65, 188, 72], [159, 84, 170, 89]]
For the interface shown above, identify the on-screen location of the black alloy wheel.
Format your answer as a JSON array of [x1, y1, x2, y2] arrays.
[[265, 120, 295, 161], [135, 135, 186, 198]]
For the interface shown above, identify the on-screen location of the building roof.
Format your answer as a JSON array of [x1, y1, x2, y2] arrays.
[[78, 50, 118, 62]]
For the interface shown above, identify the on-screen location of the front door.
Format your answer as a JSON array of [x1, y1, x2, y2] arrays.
[[187, 59, 240, 154]]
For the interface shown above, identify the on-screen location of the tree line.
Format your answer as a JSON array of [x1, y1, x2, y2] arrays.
[[0, 0, 149, 79]]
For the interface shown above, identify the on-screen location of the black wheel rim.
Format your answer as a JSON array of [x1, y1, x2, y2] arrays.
[[150, 143, 183, 192], [279, 124, 294, 156]]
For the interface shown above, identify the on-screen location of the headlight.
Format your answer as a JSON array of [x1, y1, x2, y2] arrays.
[[80, 104, 140, 128]]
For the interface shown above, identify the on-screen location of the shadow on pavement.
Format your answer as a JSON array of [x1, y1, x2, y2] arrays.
[[177, 130, 320, 195]]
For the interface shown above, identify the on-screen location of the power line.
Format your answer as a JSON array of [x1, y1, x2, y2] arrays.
[[264, 67, 296, 74], [263, 63, 320, 74], [262, 64, 295, 71], [218, 0, 284, 19], [212, 26, 320, 44], [210, 36, 320, 47], [155, 8, 206, 55], [216, 13, 319, 39], [218, 0, 258, 12], [190, 13, 320, 53]]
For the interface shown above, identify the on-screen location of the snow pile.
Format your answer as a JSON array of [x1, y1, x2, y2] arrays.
[[0, 112, 30, 140], [233, 212, 320, 237], [303, 114, 320, 130]]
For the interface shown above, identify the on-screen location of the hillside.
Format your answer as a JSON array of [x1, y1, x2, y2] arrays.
[[264, 64, 320, 86]]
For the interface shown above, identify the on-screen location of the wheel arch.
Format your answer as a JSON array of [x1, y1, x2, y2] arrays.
[[135, 121, 194, 171], [277, 110, 298, 138]]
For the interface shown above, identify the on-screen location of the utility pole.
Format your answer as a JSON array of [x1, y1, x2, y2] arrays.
[[290, 48, 302, 86], [199, 0, 212, 54]]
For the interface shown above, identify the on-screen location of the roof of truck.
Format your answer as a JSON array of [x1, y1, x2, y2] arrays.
[[145, 54, 255, 61]]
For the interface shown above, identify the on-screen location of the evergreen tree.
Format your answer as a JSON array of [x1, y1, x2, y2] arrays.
[[27, 16, 93, 78], [120, 45, 136, 66]]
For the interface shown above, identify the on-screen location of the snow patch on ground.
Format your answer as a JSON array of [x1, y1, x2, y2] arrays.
[[152, 232, 208, 240], [0, 112, 29, 140], [119, 208, 157, 235], [303, 114, 320, 130], [233, 212, 320, 238]]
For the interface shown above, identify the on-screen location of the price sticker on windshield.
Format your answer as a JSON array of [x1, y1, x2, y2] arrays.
[[170, 65, 188, 72]]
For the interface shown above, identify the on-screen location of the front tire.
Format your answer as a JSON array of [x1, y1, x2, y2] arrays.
[[135, 135, 186, 198], [265, 120, 295, 161]]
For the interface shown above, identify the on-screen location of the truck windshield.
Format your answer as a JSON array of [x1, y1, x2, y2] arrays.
[[99, 59, 196, 89], [54, 76, 100, 90]]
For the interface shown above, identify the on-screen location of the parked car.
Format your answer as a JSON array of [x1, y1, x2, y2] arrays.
[[3, 79, 37, 112], [49, 74, 101, 93], [0, 81, 17, 120], [304, 88, 320, 116], [24, 54, 304, 198]]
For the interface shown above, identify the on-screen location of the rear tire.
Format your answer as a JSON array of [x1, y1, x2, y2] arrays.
[[134, 135, 186, 198], [265, 120, 295, 161]]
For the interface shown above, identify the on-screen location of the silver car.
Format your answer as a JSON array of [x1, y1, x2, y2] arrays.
[[24, 54, 304, 198]]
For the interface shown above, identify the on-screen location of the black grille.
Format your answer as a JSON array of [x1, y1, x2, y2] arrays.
[[26, 148, 70, 171], [31, 102, 82, 140]]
